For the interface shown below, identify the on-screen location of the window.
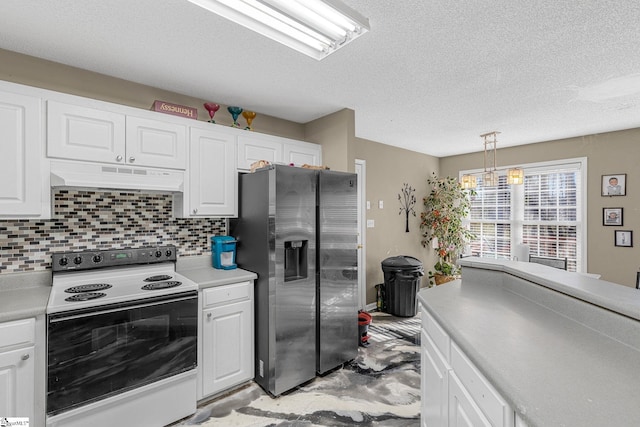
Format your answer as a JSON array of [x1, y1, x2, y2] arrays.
[[462, 158, 586, 272]]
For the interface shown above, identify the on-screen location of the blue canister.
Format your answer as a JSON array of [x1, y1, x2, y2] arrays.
[[211, 236, 237, 270]]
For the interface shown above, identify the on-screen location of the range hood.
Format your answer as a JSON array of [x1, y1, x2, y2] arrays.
[[50, 160, 184, 193]]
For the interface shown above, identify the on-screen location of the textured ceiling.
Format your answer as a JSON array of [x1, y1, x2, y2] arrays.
[[2, 0, 640, 156]]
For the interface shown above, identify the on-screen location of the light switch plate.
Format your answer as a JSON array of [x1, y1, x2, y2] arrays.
[[366, 219, 375, 228], [378, 200, 384, 209]]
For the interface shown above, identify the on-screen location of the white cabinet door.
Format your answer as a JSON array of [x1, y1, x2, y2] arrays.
[[48, 101, 187, 169], [126, 116, 187, 169], [449, 371, 492, 427], [0, 346, 35, 420], [201, 299, 253, 397], [421, 331, 449, 427], [283, 141, 321, 166], [237, 134, 283, 170], [0, 90, 44, 217], [47, 100, 126, 164], [186, 127, 237, 217]]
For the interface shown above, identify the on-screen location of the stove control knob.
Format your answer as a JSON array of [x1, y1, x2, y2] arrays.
[[165, 249, 172, 258], [92, 254, 103, 264], [59, 257, 69, 267], [155, 250, 162, 258], [73, 256, 83, 265]]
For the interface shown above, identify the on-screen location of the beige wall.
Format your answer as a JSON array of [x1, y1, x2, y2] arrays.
[[440, 130, 640, 287], [0, 48, 305, 140], [353, 138, 439, 304], [305, 109, 354, 172]]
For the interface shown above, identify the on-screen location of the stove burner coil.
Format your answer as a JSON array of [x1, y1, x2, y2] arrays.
[[142, 281, 182, 290], [64, 284, 112, 293], [144, 275, 174, 282], [65, 292, 107, 302]]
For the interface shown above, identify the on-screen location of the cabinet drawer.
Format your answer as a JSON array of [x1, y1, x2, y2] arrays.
[[422, 308, 450, 362], [203, 281, 251, 307], [450, 341, 511, 427], [0, 318, 35, 349]]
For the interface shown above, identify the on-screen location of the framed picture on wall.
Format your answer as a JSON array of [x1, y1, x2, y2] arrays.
[[603, 207, 623, 226], [601, 174, 626, 196], [614, 230, 633, 247]]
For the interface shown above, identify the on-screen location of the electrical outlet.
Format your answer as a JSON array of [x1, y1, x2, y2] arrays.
[[367, 220, 375, 228]]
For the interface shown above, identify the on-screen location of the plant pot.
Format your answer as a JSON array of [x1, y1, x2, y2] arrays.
[[434, 273, 456, 286]]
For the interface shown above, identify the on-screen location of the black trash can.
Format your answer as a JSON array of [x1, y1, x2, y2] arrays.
[[381, 256, 424, 317]]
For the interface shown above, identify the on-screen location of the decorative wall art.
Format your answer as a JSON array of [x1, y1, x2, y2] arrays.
[[398, 183, 416, 232], [614, 230, 633, 247], [603, 208, 623, 226], [601, 174, 626, 196]]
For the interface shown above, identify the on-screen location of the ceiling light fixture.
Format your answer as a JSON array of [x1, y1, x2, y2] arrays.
[[187, 0, 370, 60], [460, 131, 523, 188]]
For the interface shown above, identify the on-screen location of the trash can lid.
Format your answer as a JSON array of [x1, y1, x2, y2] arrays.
[[381, 255, 423, 271]]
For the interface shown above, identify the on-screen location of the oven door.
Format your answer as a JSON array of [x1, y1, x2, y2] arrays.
[[47, 291, 197, 416]]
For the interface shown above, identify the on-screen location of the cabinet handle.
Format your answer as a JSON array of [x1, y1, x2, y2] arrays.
[[21, 354, 30, 361], [129, 156, 136, 163], [193, 208, 198, 214], [116, 155, 123, 162], [207, 313, 212, 319]]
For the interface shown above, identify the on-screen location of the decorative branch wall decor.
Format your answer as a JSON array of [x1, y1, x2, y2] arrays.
[[398, 183, 417, 232]]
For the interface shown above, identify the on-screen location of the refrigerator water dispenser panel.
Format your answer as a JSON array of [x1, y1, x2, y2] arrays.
[[284, 240, 308, 282]]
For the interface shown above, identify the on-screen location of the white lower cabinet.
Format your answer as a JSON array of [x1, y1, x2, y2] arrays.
[[449, 371, 492, 427], [0, 318, 36, 422], [199, 281, 254, 400], [420, 303, 515, 427], [421, 331, 449, 427]]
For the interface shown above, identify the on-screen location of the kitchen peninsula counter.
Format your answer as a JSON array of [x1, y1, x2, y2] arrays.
[[0, 270, 51, 322], [418, 257, 640, 427], [177, 255, 257, 288]]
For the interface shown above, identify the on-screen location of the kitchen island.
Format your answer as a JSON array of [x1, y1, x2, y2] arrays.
[[418, 257, 640, 427]]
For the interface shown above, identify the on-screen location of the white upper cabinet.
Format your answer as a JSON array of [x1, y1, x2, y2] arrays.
[[237, 133, 283, 170], [237, 132, 322, 171], [283, 141, 322, 166], [0, 88, 47, 218], [126, 115, 187, 169], [177, 126, 237, 217], [48, 100, 187, 169]]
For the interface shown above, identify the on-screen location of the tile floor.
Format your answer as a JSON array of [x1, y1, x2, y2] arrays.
[[174, 311, 421, 426]]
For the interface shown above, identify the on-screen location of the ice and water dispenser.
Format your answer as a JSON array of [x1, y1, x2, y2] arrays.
[[211, 236, 237, 270], [284, 240, 308, 281]]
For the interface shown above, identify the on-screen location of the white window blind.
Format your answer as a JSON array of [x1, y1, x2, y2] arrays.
[[462, 159, 586, 272]]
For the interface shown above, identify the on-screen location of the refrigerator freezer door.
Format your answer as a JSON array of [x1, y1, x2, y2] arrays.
[[235, 165, 318, 396], [272, 166, 317, 395], [317, 170, 359, 374]]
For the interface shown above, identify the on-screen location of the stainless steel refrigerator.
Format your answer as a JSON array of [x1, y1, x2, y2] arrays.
[[231, 165, 358, 396]]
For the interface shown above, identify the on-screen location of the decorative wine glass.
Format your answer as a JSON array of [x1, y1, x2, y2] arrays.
[[204, 103, 220, 123], [242, 111, 257, 130], [227, 106, 243, 128]]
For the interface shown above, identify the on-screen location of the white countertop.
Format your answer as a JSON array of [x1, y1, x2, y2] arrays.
[[176, 254, 257, 288], [419, 258, 640, 427], [0, 270, 51, 322]]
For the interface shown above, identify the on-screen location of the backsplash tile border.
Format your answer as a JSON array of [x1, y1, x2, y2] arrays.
[[0, 190, 226, 274]]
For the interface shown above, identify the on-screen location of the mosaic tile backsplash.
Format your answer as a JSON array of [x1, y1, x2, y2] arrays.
[[1, 190, 226, 274]]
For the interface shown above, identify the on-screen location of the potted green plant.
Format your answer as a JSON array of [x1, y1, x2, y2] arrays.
[[420, 173, 476, 285]]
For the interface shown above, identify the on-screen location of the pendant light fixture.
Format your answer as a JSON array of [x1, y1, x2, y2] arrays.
[[187, 0, 370, 60], [460, 131, 524, 188], [481, 131, 500, 187]]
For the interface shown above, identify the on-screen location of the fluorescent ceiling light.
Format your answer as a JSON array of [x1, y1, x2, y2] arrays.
[[187, 0, 370, 60]]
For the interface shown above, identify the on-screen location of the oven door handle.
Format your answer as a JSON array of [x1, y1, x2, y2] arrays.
[[48, 294, 196, 323]]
